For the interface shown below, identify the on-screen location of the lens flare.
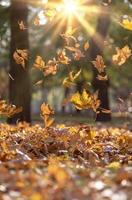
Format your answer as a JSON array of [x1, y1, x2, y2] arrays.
[[63, 0, 78, 14]]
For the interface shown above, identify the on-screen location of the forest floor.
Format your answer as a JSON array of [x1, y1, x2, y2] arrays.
[[0, 121, 132, 200]]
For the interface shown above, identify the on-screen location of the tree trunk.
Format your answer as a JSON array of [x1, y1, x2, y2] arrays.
[[8, 0, 31, 123], [89, 4, 111, 122]]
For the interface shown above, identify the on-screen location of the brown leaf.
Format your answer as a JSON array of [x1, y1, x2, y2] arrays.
[[92, 55, 106, 73], [13, 49, 28, 69]]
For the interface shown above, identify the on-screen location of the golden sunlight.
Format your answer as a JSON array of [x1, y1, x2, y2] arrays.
[[63, 0, 79, 15]]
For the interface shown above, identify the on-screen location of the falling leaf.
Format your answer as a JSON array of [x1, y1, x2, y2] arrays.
[[33, 56, 57, 76], [44, 59, 58, 76], [84, 41, 89, 51], [112, 45, 131, 66], [63, 70, 81, 88], [120, 19, 132, 31], [65, 46, 85, 61], [74, 49, 85, 61], [57, 50, 70, 65], [0, 100, 22, 117], [117, 98, 124, 104], [69, 69, 82, 82], [13, 49, 28, 69], [62, 77, 76, 88], [101, 108, 111, 114], [60, 28, 77, 45], [70, 89, 100, 112], [34, 16, 40, 26], [92, 55, 106, 73], [45, 9, 56, 20], [34, 80, 43, 86], [18, 21, 26, 30], [40, 103, 54, 128], [97, 74, 108, 81], [34, 56, 45, 70]]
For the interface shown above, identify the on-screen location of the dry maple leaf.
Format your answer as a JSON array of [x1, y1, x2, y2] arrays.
[[44, 59, 58, 76], [74, 49, 85, 61], [112, 45, 131, 66], [92, 55, 106, 73], [40, 103, 54, 128], [57, 50, 70, 65], [63, 70, 81, 88], [60, 28, 77, 45], [65, 46, 85, 61], [13, 49, 28, 69], [70, 89, 100, 112], [63, 77, 76, 88], [33, 56, 45, 70], [0, 100, 22, 117], [33, 56, 58, 77], [69, 69, 82, 82]]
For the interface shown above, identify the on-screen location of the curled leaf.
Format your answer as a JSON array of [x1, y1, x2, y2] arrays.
[[13, 49, 28, 69], [40, 103, 54, 128], [18, 21, 26, 30], [0, 100, 22, 117]]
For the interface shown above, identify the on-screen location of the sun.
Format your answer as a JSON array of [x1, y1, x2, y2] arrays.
[[63, 0, 79, 15]]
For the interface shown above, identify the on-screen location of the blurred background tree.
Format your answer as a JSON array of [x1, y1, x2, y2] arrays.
[[8, 0, 31, 123]]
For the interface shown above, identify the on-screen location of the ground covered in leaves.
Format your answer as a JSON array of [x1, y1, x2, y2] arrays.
[[0, 123, 132, 200]]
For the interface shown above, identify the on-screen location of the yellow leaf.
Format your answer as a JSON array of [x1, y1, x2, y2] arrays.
[[62, 77, 76, 88], [0, 100, 22, 117], [48, 163, 69, 187], [34, 56, 45, 69], [30, 193, 42, 200], [70, 89, 100, 112], [121, 19, 132, 31], [84, 41, 89, 51], [40, 103, 54, 128], [57, 50, 70, 64], [108, 162, 121, 170]]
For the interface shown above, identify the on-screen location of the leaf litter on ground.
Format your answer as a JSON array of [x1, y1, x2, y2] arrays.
[[0, 122, 132, 200]]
